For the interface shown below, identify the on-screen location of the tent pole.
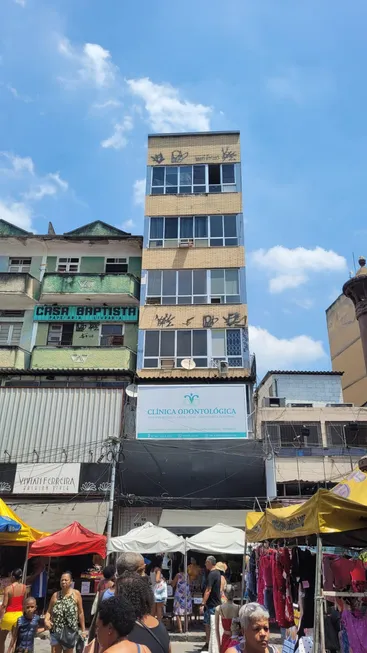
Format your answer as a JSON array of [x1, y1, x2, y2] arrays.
[[184, 543, 188, 634], [43, 557, 51, 615], [240, 532, 247, 605], [314, 535, 323, 653], [22, 543, 30, 584]]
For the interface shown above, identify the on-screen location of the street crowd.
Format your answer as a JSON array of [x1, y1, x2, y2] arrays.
[[0, 555, 277, 653]]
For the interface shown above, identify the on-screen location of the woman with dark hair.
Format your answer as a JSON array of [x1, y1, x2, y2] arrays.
[[117, 572, 170, 653], [98, 565, 116, 595], [149, 557, 167, 622], [96, 595, 150, 653], [171, 564, 192, 633], [0, 569, 27, 653], [45, 571, 86, 653]]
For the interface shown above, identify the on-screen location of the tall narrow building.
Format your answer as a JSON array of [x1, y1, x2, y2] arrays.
[[138, 131, 253, 386]]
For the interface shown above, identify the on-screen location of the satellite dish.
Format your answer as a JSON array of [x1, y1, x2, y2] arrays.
[[126, 383, 138, 398], [181, 358, 196, 370]]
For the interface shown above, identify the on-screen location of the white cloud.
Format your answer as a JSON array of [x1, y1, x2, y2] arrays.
[[101, 115, 133, 150], [127, 77, 211, 132], [1, 152, 34, 175], [249, 325, 326, 372], [47, 172, 68, 191], [122, 219, 134, 232], [6, 85, 32, 103], [294, 298, 314, 310], [0, 199, 32, 231], [14, 0, 26, 6], [93, 99, 122, 110], [133, 179, 145, 206], [250, 245, 347, 293], [58, 38, 116, 88]]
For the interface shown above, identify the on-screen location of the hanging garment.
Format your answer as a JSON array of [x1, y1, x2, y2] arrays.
[[342, 609, 367, 653], [330, 558, 354, 590], [247, 549, 257, 602], [272, 548, 294, 629]]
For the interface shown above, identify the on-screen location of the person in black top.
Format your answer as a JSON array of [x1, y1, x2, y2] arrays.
[[201, 556, 221, 647], [117, 572, 171, 653]]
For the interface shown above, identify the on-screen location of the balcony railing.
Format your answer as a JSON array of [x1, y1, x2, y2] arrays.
[[0, 273, 40, 306], [40, 273, 140, 304], [0, 346, 30, 369], [31, 346, 137, 371]]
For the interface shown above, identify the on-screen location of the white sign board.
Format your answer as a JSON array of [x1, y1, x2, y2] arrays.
[[13, 463, 81, 494], [136, 384, 247, 439]]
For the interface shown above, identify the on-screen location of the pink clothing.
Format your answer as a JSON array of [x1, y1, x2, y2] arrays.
[[330, 558, 354, 589], [272, 548, 294, 629], [342, 609, 367, 653], [322, 556, 335, 592], [263, 555, 273, 588]]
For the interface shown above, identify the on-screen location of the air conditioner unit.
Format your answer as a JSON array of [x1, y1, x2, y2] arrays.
[[179, 239, 193, 247], [288, 402, 314, 408], [326, 403, 354, 408], [211, 357, 225, 368], [219, 360, 229, 375], [263, 397, 286, 407], [160, 358, 175, 369], [146, 297, 161, 305], [111, 336, 124, 346]]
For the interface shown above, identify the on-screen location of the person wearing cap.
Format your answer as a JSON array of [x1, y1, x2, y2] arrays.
[[201, 556, 221, 648]]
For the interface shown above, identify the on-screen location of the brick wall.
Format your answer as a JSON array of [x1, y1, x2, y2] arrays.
[[147, 132, 240, 166], [275, 374, 343, 405], [139, 303, 248, 330], [146, 193, 242, 216], [142, 246, 245, 270]]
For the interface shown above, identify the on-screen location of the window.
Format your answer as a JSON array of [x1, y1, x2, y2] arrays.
[[8, 258, 31, 273], [105, 258, 128, 273], [57, 258, 80, 273], [210, 269, 240, 304], [47, 323, 74, 346], [100, 324, 124, 346], [149, 215, 237, 248], [327, 423, 367, 448], [143, 330, 208, 368], [265, 424, 321, 450], [146, 270, 207, 305], [211, 329, 243, 367], [151, 163, 235, 194], [0, 323, 22, 345]]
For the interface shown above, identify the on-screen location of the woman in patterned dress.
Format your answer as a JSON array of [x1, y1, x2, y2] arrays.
[[45, 572, 87, 653], [171, 565, 192, 633]]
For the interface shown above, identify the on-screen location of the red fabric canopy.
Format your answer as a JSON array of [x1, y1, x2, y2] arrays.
[[28, 521, 106, 558]]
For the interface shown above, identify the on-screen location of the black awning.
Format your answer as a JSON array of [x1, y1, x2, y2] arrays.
[[117, 439, 266, 508]]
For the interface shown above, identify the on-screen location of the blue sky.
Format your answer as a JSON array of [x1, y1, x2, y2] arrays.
[[0, 0, 366, 376]]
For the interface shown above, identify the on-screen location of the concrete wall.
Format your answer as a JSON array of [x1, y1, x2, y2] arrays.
[[146, 193, 242, 217], [273, 373, 343, 406], [147, 132, 241, 165], [31, 346, 136, 370], [0, 347, 30, 369], [41, 273, 138, 297], [327, 294, 366, 405], [139, 303, 248, 330]]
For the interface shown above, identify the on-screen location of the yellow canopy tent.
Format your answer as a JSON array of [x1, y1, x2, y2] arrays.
[[0, 498, 48, 545], [246, 467, 367, 543]]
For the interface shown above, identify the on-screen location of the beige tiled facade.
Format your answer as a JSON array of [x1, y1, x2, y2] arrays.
[[145, 193, 242, 217], [139, 131, 249, 379], [142, 246, 245, 270], [139, 303, 248, 330]]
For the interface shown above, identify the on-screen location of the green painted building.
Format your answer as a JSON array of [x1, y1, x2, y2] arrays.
[[0, 218, 142, 382]]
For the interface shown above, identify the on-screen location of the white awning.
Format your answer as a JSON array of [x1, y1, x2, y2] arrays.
[[159, 510, 247, 534], [7, 501, 108, 534], [108, 521, 185, 554], [186, 523, 245, 555]]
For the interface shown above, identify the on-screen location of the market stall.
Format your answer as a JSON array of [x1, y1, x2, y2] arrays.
[[107, 521, 185, 555], [246, 467, 367, 652], [28, 521, 106, 624]]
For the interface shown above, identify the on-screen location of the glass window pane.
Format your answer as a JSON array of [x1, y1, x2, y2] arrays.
[[178, 270, 192, 295], [166, 167, 178, 186], [211, 270, 225, 294], [179, 186, 191, 194], [144, 358, 158, 368], [193, 270, 207, 295], [150, 217, 164, 240], [180, 166, 192, 186], [222, 164, 235, 184], [165, 218, 178, 239], [178, 296, 191, 304], [195, 216, 208, 238], [145, 331, 159, 356], [162, 296, 176, 305], [193, 165, 205, 184], [147, 271, 161, 296], [177, 330, 191, 356], [152, 167, 165, 186], [210, 239, 223, 247], [225, 238, 238, 246], [152, 187, 164, 195], [226, 295, 240, 304], [225, 269, 239, 295], [193, 330, 207, 356], [224, 215, 237, 237], [160, 331, 175, 356], [227, 329, 241, 356], [194, 358, 207, 367], [193, 185, 205, 194], [180, 217, 193, 239], [210, 215, 223, 237], [193, 296, 206, 304], [162, 270, 176, 296], [212, 330, 225, 357], [166, 186, 178, 194], [208, 165, 220, 184]]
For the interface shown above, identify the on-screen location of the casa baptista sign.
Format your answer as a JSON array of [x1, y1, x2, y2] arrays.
[[33, 305, 138, 322], [136, 384, 248, 440]]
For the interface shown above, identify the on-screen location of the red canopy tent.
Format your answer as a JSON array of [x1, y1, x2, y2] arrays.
[[28, 521, 106, 559]]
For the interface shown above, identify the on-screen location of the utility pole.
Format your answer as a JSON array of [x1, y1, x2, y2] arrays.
[[105, 436, 120, 556]]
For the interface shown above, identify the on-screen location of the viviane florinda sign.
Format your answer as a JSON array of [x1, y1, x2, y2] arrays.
[[13, 463, 81, 495], [136, 384, 248, 440], [33, 305, 138, 322]]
